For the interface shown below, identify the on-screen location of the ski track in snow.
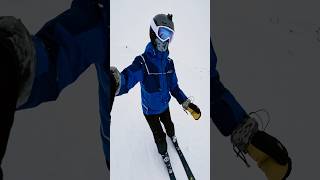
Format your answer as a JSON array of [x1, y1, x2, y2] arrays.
[[111, 0, 210, 179]]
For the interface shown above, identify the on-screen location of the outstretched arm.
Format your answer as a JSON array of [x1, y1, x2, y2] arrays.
[[18, 0, 109, 109], [113, 56, 144, 96], [169, 61, 201, 120], [210, 40, 248, 136], [211, 39, 291, 179], [95, 63, 112, 169], [169, 64, 188, 104]]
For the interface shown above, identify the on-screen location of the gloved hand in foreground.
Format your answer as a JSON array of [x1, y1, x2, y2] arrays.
[[110, 66, 120, 96], [231, 117, 292, 180]]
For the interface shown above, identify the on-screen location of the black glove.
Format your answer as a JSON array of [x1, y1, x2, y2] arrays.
[[110, 66, 120, 95]]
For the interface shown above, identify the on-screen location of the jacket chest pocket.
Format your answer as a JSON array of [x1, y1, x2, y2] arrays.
[[143, 74, 161, 93]]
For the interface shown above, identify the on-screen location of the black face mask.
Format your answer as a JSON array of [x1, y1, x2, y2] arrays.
[[154, 38, 169, 52]]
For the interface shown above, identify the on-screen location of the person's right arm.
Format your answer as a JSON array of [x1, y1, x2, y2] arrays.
[[115, 56, 144, 96]]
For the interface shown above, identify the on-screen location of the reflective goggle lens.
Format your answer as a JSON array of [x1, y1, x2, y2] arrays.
[[158, 27, 174, 42]]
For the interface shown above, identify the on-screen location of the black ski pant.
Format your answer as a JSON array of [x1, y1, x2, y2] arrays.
[[0, 32, 19, 180], [144, 108, 175, 155]]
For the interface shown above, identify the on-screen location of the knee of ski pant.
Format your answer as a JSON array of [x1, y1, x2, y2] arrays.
[[153, 131, 167, 155], [153, 129, 166, 143], [165, 124, 175, 138]]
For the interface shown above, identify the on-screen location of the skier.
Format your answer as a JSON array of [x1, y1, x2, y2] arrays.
[[211, 40, 292, 179], [0, 0, 114, 178], [110, 14, 201, 178]]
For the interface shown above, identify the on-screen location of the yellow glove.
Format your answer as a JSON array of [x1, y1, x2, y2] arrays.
[[186, 105, 201, 120], [231, 118, 292, 180], [248, 144, 291, 180], [182, 99, 201, 120]]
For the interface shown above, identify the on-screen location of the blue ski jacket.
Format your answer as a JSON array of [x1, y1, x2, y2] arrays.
[[210, 40, 248, 136], [118, 42, 188, 115], [16, 0, 111, 164]]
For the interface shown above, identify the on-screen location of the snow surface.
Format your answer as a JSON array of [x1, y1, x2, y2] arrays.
[[1, 1, 108, 180], [110, 0, 210, 179], [212, 0, 320, 179]]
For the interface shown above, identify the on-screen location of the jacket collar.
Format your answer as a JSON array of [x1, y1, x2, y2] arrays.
[[144, 42, 169, 60]]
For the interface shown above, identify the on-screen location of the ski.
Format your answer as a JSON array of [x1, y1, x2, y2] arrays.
[[171, 136, 195, 180], [162, 152, 176, 180]]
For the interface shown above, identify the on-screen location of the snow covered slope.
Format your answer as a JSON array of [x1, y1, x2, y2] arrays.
[[1, 1, 108, 180], [110, 0, 210, 179], [212, 0, 320, 179]]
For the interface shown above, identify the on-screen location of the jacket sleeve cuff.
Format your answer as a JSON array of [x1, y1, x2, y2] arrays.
[[181, 98, 191, 109]]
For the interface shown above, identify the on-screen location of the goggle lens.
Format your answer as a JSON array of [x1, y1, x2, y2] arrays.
[[158, 27, 174, 42]]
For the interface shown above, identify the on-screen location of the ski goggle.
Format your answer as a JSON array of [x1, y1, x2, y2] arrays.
[[150, 19, 174, 42]]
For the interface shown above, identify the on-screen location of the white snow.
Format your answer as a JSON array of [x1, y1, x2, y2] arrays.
[[212, 0, 320, 179], [110, 0, 210, 179]]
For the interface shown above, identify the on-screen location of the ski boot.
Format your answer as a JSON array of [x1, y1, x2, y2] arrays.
[[170, 136, 182, 152], [170, 136, 179, 148]]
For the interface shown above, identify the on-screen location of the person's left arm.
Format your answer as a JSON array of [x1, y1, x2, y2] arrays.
[[169, 60, 201, 120]]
